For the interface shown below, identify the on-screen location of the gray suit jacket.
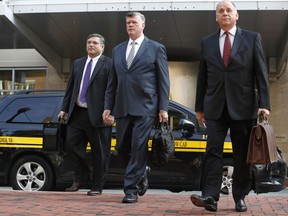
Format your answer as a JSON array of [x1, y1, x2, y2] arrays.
[[195, 27, 270, 120], [61, 54, 114, 127], [111, 37, 170, 118]]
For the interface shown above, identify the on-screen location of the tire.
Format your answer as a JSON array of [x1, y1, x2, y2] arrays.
[[10, 155, 55, 191], [221, 159, 234, 195]]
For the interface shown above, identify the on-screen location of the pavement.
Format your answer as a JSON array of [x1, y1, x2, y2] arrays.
[[0, 187, 288, 216]]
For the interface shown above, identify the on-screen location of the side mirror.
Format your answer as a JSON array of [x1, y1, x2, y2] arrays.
[[7, 107, 31, 122], [179, 118, 195, 132], [17, 107, 31, 114]]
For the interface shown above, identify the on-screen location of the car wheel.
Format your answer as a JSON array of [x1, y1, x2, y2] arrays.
[[221, 160, 234, 195], [10, 155, 55, 191]]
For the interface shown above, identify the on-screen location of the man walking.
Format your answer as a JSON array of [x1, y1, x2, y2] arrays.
[[103, 12, 170, 203], [191, 0, 270, 212], [59, 33, 114, 196]]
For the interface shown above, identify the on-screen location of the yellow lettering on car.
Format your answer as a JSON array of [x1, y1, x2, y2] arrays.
[[0, 136, 232, 153], [0, 136, 42, 148]]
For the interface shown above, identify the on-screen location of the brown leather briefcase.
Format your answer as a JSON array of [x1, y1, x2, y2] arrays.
[[247, 115, 277, 164]]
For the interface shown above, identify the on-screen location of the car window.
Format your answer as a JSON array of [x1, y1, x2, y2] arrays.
[[168, 108, 188, 130], [0, 97, 62, 123]]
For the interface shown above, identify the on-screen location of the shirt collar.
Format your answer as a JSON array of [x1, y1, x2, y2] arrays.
[[88, 54, 101, 62], [220, 26, 237, 37], [128, 34, 145, 45]]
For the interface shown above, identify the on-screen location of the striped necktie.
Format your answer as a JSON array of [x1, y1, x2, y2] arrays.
[[127, 41, 136, 69]]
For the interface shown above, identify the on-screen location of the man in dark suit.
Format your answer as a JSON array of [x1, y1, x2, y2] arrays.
[[58, 33, 115, 196], [190, 0, 270, 212], [103, 12, 170, 203]]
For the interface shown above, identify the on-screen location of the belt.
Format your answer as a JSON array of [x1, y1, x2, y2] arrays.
[[76, 104, 88, 110]]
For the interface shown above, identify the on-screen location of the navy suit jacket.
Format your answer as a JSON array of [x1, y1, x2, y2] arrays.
[[111, 37, 170, 118], [195, 27, 270, 120], [61, 54, 114, 127]]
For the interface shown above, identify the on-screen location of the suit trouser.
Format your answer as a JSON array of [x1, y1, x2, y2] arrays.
[[201, 107, 256, 202], [66, 105, 112, 190], [115, 116, 155, 195]]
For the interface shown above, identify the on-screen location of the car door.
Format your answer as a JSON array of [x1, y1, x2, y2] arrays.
[[0, 94, 64, 184]]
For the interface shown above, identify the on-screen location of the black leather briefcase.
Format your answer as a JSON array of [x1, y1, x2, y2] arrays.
[[43, 122, 66, 152]]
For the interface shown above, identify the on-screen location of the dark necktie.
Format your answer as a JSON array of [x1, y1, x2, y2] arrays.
[[223, 32, 231, 68], [127, 41, 136, 69], [79, 59, 92, 103]]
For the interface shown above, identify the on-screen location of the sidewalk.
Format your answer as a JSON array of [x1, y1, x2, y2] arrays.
[[0, 188, 288, 216]]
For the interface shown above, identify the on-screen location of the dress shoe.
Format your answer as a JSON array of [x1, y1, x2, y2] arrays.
[[235, 199, 247, 212], [87, 190, 102, 196], [137, 166, 151, 196], [65, 181, 87, 192], [190, 194, 217, 212], [122, 194, 138, 203]]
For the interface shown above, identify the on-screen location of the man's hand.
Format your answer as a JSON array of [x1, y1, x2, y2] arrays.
[[196, 111, 206, 127], [258, 108, 270, 118], [58, 111, 67, 122], [102, 110, 114, 126], [159, 110, 168, 122]]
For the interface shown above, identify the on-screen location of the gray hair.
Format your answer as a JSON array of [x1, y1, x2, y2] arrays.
[[126, 12, 145, 23], [216, 0, 237, 11], [87, 33, 105, 45]]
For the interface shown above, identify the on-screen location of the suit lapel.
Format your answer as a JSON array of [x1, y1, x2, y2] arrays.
[[120, 37, 149, 70], [212, 31, 224, 67], [76, 58, 87, 89], [133, 37, 149, 64], [120, 41, 129, 69], [127, 37, 149, 69], [230, 27, 242, 64], [90, 55, 104, 83], [213, 28, 242, 68]]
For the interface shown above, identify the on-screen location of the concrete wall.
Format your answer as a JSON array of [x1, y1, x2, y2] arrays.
[[269, 67, 288, 162], [169, 61, 198, 110]]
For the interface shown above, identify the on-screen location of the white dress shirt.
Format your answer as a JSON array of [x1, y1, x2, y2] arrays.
[[219, 26, 236, 58], [126, 34, 145, 60]]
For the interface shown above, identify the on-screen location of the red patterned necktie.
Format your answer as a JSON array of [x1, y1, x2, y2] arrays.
[[223, 32, 231, 68]]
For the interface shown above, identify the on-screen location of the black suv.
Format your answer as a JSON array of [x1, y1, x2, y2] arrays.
[[0, 90, 286, 193]]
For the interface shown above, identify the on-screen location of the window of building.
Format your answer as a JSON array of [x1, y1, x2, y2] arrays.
[[0, 68, 47, 95]]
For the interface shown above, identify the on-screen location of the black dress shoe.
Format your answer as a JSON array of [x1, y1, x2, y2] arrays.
[[235, 199, 247, 212], [87, 190, 102, 196], [122, 194, 138, 203], [190, 194, 217, 212], [138, 166, 151, 196], [65, 181, 87, 192]]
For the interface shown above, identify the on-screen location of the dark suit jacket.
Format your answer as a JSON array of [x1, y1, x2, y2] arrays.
[[111, 37, 170, 118], [61, 55, 114, 127], [195, 27, 270, 120]]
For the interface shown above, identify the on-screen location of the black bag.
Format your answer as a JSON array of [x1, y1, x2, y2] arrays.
[[151, 122, 175, 167], [43, 122, 66, 152], [247, 114, 277, 164], [252, 146, 287, 193]]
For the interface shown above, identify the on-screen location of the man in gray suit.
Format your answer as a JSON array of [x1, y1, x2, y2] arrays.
[[190, 0, 270, 212], [103, 12, 170, 203], [58, 33, 114, 196]]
